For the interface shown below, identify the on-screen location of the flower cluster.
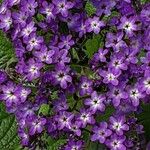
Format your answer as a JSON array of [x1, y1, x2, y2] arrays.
[[0, 0, 149, 149]]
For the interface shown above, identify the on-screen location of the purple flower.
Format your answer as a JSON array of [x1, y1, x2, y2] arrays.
[[79, 76, 93, 96], [58, 35, 74, 50], [40, 1, 55, 22], [34, 45, 55, 64], [84, 91, 105, 113], [12, 11, 29, 27], [86, 16, 105, 34], [56, 111, 74, 130], [24, 59, 43, 81], [118, 16, 138, 37], [21, 0, 38, 16], [0, 82, 19, 107], [93, 48, 108, 63], [106, 134, 126, 150], [24, 33, 44, 51], [29, 116, 46, 135], [0, 71, 7, 84], [91, 121, 112, 143], [52, 0, 74, 17], [21, 21, 37, 38], [0, 12, 12, 31], [53, 94, 68, 112], [77, 109, 95, 128], [65, 140, 83, 150], [18, 129, 29, 146], [99, 69, 120, 86], [52, 64, 72, 89], [69, 121, 81, 136], [109, 54, 128, 73], [109, 116, 129, 135], [108, 84, 128, 107], [128, 86, 144, 107], [105, 32, 127, 52]]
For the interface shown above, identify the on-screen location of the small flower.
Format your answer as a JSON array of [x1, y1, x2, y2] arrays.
[[84, 91, 105, 113], [29, 116, 46, 135], [56, 111, 74, 130], [86, 16, 105, 34], [52, 0, 74, 17], [106, 134, 126, 150], [58, 35, 74, 50], [65, 140, 83, 150], [0, 12, 12, 31], [52, 63, 72, 89], [99, 69, 120, 86], [34, 45, 55, 64], [109, 116, 129, 135], [91, 122, 112, 143], [77, 109, 95, 128], [118, 16, 137, 36], [79, 76, 93, 96]]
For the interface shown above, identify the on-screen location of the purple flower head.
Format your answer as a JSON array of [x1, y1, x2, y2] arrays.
[[53, 48, 70, 64], [79, 76, 93, 96], [24, 59, 43, 81], [109, 54, 127, 73], [24, 33, 44, 51], [76, 20, 87, 37], [56, 111, 74, 130], [52, 63, 72, 89], [0, 70, 7, 84], [18, 129, 29, 146], [28, 116, 46, 135], [105, 32, 127, 52], [52, 0, 74, 17], [0, 82, 19, 107], [34, 45, 55, 64], [86, 16, 105, 34], [53, 94, 68, 112], [84, 91, 105, 113], [106, 134, 126, 150], [40, 1, 55, 22], [58, 35, 74, 50], [93, 48, 108, 63], [128, 86, 144, 107], [21, 0, 38, 16], [77, 109, 95, 128], [12, 11, 29, 27], [0, 1, 8, 14], [91, 121, 112, 144], [118, 16, 138, 37], [99, 69, 120, 86], [21, 21, 37, 38], [92, 0, 116, 16], [69, 121, 82, 136], [16, 86, 31, 103], [109, 116, 129, 135], [0, 12, 12, 31], [65, 140, 83, 150], [108, 84, 128, 107], [7, 0, 20, 7]]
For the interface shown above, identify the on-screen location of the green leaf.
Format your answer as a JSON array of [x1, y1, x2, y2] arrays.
[[85, 1, 96, 16], [140, 0, 150, 4], [85, 34, 103, 58], [96, 106, 115, 122], [137, 104, 150, 140], [88, 142, 106, 150], [0, 31, 17, 69], [48, 139, 66, 150], [0, 103, 20, 150], [39, 104, 50, 116]]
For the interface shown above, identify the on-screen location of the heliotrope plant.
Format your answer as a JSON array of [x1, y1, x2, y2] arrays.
[[0, 0, 150, 149]]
